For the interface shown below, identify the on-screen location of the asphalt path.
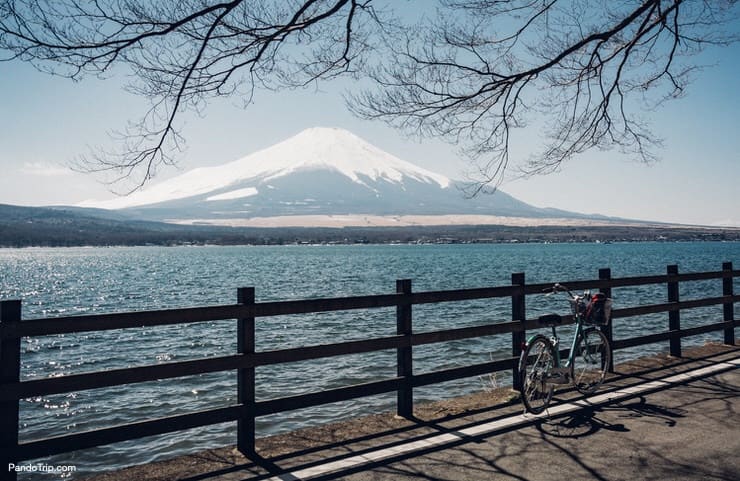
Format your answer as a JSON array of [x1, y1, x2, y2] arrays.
[[85, 346, 739, 481], [249, 356, 740, 481], [333, 361, 739, 481]]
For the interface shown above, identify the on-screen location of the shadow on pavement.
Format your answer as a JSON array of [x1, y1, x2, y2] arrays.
[[176, 348, 738, 481]]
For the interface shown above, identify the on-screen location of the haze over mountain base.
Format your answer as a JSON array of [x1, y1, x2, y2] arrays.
[[171, 214, 679, 228]]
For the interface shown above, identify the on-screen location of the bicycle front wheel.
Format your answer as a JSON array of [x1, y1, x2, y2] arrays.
[[571, 328, 611, 394], [519, 335, 555, 414]]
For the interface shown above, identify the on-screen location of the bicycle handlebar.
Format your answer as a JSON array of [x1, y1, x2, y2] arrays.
[[541, 283, 576, 299]]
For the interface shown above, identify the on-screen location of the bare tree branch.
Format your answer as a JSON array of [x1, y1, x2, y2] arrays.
[[1, 0, 737, 194], [351, 0, 739, 191], [1, 0, 376, 192]]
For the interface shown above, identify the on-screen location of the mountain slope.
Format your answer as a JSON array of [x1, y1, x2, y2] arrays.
[[0, 204, 193, 246], [81, 127, 605, 224]]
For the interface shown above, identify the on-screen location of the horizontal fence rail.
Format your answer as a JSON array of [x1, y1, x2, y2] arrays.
[[0, 262, 738, 481]]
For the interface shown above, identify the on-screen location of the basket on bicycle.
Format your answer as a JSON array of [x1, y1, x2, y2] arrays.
[[584, 293, 612, 326]]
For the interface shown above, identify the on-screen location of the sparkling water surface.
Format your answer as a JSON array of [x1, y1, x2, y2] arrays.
[[1, 242, 738, 478]]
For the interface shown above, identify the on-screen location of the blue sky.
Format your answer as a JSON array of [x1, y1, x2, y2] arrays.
[[0, 7, 738, 226]]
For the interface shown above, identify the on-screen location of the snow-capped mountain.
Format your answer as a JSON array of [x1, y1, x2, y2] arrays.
[[81, 127, 595, 224], [88, 128, 449, 209]]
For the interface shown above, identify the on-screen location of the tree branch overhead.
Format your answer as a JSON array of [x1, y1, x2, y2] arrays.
[[1, 0, 737, 192]]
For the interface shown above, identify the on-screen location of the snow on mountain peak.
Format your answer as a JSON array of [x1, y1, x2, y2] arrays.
[[256, 127, 450, 187], [82, 127, 451, 209]]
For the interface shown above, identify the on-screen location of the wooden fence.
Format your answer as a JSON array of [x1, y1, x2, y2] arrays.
[[0, 262, 738, 480]]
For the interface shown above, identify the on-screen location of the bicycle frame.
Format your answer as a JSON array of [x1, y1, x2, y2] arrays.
[[543, 316, 585, 370], [524, 285, 591, 369]]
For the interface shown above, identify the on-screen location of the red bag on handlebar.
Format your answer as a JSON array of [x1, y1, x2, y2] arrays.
[[584, 293, 612, 326]]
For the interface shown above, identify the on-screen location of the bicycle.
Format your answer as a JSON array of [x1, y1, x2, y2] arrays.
[[518, 283, 613, 414]]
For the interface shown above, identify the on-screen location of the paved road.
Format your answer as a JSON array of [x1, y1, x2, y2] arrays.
[[264, 353, 740, 481], [337, 363, 739, 481], [87, 347, 740, 481]]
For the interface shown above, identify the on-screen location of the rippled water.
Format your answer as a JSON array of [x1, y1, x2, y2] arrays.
[[1, 242, 738, 478]]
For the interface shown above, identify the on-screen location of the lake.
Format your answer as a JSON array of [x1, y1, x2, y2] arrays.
[[1, 242, 738, 478]]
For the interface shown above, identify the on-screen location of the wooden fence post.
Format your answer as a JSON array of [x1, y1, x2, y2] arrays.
[[396, 279, 413, 418], [511, 273, 526, 391], [667, 265, 681, 357], [598, 268, 615, 372], [722, 262, 735, 346], [1, 300, 22, 481], [236, 287, 256, 457]]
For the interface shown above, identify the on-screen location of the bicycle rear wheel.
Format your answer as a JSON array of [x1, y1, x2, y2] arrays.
[[571, 327, 610, 394], [519, 335, 555, 414]]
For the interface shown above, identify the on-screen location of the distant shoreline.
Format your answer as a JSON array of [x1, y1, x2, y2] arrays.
[[1, 222, 738, 248], [3, 203, 738, 248]]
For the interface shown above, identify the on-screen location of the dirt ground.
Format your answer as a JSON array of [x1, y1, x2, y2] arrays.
[[84, 341, 739, 481]]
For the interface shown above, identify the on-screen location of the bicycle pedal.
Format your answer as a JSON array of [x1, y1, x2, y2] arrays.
[[547, 368, 571, 385]]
